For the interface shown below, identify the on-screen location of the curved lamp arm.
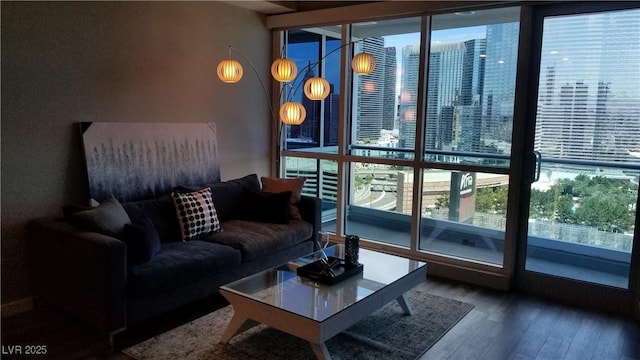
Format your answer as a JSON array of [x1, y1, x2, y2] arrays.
[[225, 46, 285, 172], [226, 46, 279, 126]]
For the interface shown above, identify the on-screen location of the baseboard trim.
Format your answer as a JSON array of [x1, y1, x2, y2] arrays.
[[1, 297, 34, 318]]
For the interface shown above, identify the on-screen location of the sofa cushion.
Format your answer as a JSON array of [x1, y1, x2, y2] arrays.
[[174, 174, 261, 223], [205, 219, 313, 263], [211, 174, 261, 221], [172, 188, 221, 241], [127, 240, 241, 297], [260, 177, 306, 220], [122, 194, 181, 243], [70, 196, 131, 238], [239, 190, 291, 224], [122, 217, 162, 265]]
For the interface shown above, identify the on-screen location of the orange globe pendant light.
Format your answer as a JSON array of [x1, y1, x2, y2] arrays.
[[216, 59, 243, 83], [352, 52, 376, 75], [271, 58, 298, 82], [303, 77, 331, 100], [279, 102, 306, 125]]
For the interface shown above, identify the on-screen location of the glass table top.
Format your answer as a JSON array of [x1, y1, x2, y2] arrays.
[[220, 245, 426, 322]]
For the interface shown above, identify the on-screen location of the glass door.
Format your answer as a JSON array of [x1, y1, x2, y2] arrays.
[[519, 3, 640, 312]]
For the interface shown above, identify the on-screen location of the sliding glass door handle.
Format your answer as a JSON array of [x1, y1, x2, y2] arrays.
[[530, 151, 541, 183]]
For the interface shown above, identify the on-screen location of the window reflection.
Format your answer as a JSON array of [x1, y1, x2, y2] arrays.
[[285, 29, 341, 153]]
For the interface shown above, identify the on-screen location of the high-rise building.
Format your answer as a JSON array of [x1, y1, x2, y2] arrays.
[[353, 37, 385, 143], [461, 39, 486, 106], [401, 24, 517, 157], [534, 10, 640, 162], [423, 41, 466, 152], [324, 90, 340, 147], [482, 22, 519, 145], [458, 39, 485, 153], [593, 81, 611, 158], [399, 45, 420, 150], [297, 63, 322, 146], [382, 47, 397, 131]]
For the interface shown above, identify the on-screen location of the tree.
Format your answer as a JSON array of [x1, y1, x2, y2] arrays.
[[435, 193, 449, 209], [530, 188, 556, 219], [476, 187, 508, 214], [438, 173, 637, 233], [575, 191, 635, 232], [532, 174, 636, 232]]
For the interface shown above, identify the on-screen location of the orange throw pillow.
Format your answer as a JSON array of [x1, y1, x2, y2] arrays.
[[261, 177, 306, 220]]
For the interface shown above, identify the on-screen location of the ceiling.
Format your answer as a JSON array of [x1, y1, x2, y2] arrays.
[[222, 1, 378, 15]]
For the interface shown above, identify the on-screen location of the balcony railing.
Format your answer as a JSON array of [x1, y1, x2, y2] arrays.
[[286, 145, 638, 288]]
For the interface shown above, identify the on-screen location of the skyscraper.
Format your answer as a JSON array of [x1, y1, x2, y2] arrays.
[[382, 47, 397, 131], [482, 22, 519, 145], [297, 63, 322, 146], [423, 41, 466, 152], [324, 89, 340, 147], [353, 37, 385, 143], [399, 45, 420, 150]]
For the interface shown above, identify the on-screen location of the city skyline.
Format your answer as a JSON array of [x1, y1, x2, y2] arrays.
[[286, 8, 640, 164]]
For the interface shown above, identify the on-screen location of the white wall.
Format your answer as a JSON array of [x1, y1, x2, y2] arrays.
[[1, 1, 272, 305]]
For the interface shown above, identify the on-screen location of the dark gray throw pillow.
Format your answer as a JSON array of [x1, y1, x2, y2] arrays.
[[209, 174, 261, 221], [174, 174, 261, 222], [122, 217, 161, 265], [122, 193, 181, 244], [71, 196, 132, 238], [239, 190, 291, 224]]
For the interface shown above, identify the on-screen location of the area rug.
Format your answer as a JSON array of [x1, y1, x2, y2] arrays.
[[122, 282, 473, 360]]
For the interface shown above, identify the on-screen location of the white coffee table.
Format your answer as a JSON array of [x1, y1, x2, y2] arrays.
[[219, 245, 427, 360]]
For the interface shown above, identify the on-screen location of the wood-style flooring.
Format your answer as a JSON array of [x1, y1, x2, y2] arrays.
[[421, 279, 639, 360], [1, 277, 638, 360]]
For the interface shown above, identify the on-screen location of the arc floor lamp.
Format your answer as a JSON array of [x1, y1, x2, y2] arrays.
[[216, 38, 376, 170]]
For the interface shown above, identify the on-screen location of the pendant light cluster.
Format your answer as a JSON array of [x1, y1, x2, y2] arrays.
[[217, 44, 375, 125]]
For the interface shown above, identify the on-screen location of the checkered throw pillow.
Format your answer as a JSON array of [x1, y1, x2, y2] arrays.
[[172, 188, 221, 241]]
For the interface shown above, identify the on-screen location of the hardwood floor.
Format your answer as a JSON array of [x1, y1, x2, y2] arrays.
[[421, 278, 640, 360], [2, 277, 638, 360]]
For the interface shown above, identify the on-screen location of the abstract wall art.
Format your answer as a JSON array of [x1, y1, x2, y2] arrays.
[[80, 122, 221, 202]]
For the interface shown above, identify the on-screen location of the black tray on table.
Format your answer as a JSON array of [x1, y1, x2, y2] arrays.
[[296, 256, 363, 285]]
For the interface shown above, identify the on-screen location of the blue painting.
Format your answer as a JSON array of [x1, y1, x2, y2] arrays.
[[80, 122, 221, 202]]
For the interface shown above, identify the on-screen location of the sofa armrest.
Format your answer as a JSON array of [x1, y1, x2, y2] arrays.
[[298, 195, 321, 249], [27, 217, 127, 334]]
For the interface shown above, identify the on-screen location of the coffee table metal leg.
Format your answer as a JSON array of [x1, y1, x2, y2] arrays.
[[310, 342, 331, 360], [219, 314, 259, 344], [396, 294, 413, 315]]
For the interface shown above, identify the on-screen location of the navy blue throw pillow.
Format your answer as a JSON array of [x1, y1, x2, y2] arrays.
[[239, 190, 291, 224], [123, 217, 161, 265]]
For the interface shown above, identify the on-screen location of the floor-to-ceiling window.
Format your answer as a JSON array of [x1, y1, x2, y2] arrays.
[[343, 17, 422, 250], [275, 2, 639, 314], [418, 9, 519, 267], [282, 27, 343, 234], [282, 10, 520, 272]]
